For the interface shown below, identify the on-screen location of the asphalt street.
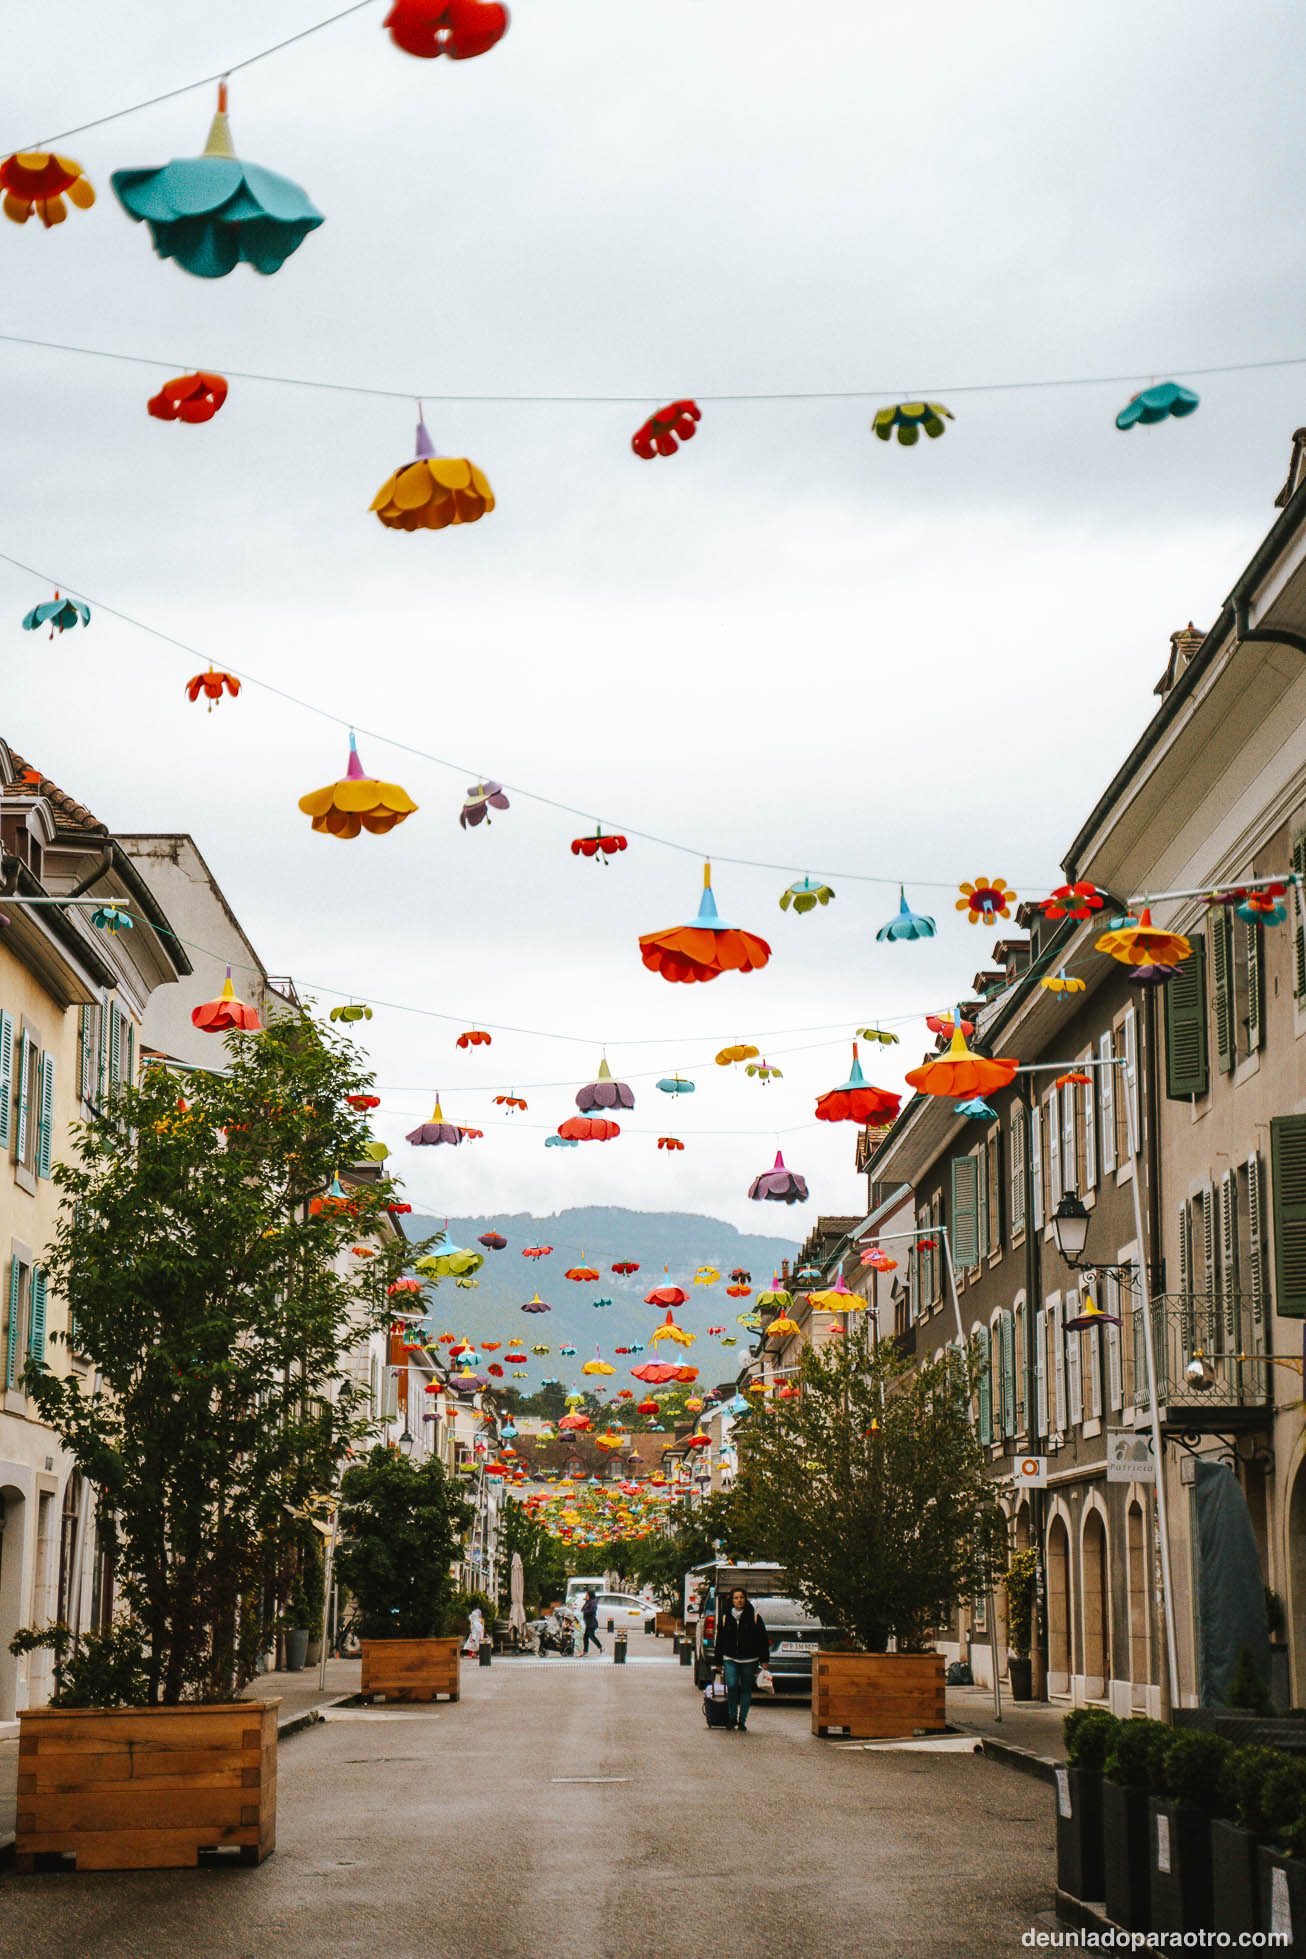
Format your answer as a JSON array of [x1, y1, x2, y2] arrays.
[[0, 1633, 1057, 1958]]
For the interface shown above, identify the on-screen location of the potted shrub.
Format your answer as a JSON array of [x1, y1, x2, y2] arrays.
[[1056, 1708, 1117, 1903], [282, 1579, 312, 1674], [336, 1445, 473, 1703], [1215, 1744, 1282, 1936], [1149, 1727, 1230, 1932], [728, 1338, 1004, 1740], [11, 1022, 412, 1873], [1102, 1717, 1168, 1931], [1259, 1754, 1306, 1946], [1005, 1548, 1039, 1702]]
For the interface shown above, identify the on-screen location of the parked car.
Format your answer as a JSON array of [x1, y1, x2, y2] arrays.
[[593, 1590, 656, 1633], [694, 1584, 837, 1698], [690, 1562, 787, 1685]]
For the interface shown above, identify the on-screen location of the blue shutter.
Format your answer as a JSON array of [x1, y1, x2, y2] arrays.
[[0, 1011, 12, 1150], [999, 1310, 1017, 1437], [36, 1053, 54, 1178], [975, 1327, 992, 1443], [14, 1033, 30, 1163], [5, 1258, 18, 1389], [28, 1267, 46, 1363]]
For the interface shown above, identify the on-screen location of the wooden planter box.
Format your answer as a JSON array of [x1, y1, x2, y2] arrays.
[[360, 1636, 460, 1703], [15, 1699, 278, 1873], [811, 1652, 945, 1739]]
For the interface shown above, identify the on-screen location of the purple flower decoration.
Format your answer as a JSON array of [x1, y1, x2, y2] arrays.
[[521, 1293, 552, 1313], [748, 1149, 809, 1204], [576, 1057, 635, 1112], [460, 780, 509, 829], [406, 1096, 463, 1146], [1127, 963, 1180, 988]]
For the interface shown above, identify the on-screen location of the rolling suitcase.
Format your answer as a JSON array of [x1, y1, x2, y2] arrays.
[[703, 1679, 730, 1728]]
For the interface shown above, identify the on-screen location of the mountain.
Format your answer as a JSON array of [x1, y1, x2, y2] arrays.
[[400, 1205, 798, 1392]]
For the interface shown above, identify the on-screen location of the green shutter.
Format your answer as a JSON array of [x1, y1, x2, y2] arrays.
[[14, 1032, 30, 1163], [36, 1053, 54, 1179], [950, 1156, 980, 1267], [975, 1327, 992, 1443], [28, 1267, 46, 1363], [1246, 920, 1264, 1053], [999, 1311, 1017, 1437], [96, 1003, 108, 1102], [0, 1010, 12, 1151], [109, 1009, 121, 1088], [4, 1258, 18, 1389], [1294, 836, 1306, 999], [1009, 1108, 1026, 1230], [977, 1148, 989, 1261], [1270, 1116, 1306, 1318], [1165, 933, 1209, 1097], [1212, 908, 1236, 1073]]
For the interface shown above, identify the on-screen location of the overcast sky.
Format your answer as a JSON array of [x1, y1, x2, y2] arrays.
[[4, 0, 1304, 1230]]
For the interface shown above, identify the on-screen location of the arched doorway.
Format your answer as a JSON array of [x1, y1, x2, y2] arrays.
[[1047, 1514, 1072, 1695], [1127, 1500, 1150, 1709], [1082, 1506, 1110, 1700]]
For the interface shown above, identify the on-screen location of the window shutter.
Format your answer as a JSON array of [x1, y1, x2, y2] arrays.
[[908, 1240, 920, 1321], [1294, 832, 1306, 998], [976, 1327, 992, 1443], [1123, 1007, 1139, 1149], [1270, 1115, 1306, 1318], [978, 1146, 990, 1263], [109, 1009, 122, 1087], [1220, 1169, 1239, 1347], [125, 1021, 135, 1087], [1031, 1103, 1044, 1229], [1062, 1085, 1077, 1196], [1034, 1307, 1048, 1434], [1000, 1311, 1016, 1437], [931, 1194, 943, 1302], [1203, 1183, 1218, 1296], [28, 1267, 46, 1363], [1105, 1276, 1123, 1412], [1165, 934, 1209, 1097], [1178, 1201, 1192, 1296], [97, 1003, 109, 1101], [1246, 920, 1264, 1054], [1052, 1297, 1067, 1431], [1083, 1064, 1097, 1191], [36, 1053, 54, 1179], [1248, 1151, 1267, 1332], [1098, 1034, 1116, 1174], [0, 1010, 12, 1151], [14, 1032, 31, 1163], [1010, 1108, 1026, 1230], [987, 1129, 1002, 1253], [1067, 1309, 1082, 1425], [1087, 1323, 1103, 1419], [5, 1258, 18, 1389], [950, 1156, 980, 1267], [1212, 908, 1235, 1074], [1047, 1094, 1061, 1209]]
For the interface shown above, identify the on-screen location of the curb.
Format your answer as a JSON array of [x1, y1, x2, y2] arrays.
[[275, 1693, 352, 1739], [1054, 1889, 1114, 1933], [955, 1730, 1058, 1785]]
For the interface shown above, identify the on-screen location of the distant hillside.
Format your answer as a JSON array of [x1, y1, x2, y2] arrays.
[[401, 1205, 797, 1394]]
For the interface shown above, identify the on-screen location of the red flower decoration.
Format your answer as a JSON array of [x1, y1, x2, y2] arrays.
[[639, 863, 771, 985], [523, 1244, 553, 1258], [1040, 882, 1104, 921], [571, 827, 628, 861], [926, 1012, 973, 1038], [612, 1260, 640, 1275], [148, 371, 228, 424], [814, 1044, 901, 1127], [557, 1114, 620, 1142], [384, 0, 509, 60], [191, 967, 261, 1034], [488, 1362, 504, 1377], [458, 1125, 484, 1140], [726, 1284, 751, 1298], [657, 1136, 685, 1151], [185, 667, 240, 709], [632, 399, 701, 460], [457, 1028, 491, 1049], [493, 1094, 527, 1111], [387, 1202, 413, 1214], [645, 1284, 687, 1308], [347, 1093, 381, 1110]]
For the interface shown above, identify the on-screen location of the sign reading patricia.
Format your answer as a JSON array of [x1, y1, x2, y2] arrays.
[[1013, 1455, 1047, 1487], [1106, 1428, 1156, 1485]]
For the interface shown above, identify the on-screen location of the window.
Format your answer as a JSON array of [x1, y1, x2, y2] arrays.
[[1102, 1272, 1124, 1412], [1062, 1080, 1077, 1198], [10, 1026, 54, 1183], [1067, 1295, 1083, 1425], [1244, 1152, 1268, 1340], [4, 1255, 43, 1390], [930, 1193, 943, 1304], [1165, 934, 1209, 1098], [1010, 1105, 1027, 1233], [1082, 1057, 1097, 1193], [1012, 1300, 1027, 1434], [1270, 1116, 1306, 1318], [1111, 1010, 1138, 1164]]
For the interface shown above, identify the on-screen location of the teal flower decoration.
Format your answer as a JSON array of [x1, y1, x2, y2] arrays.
[[876, 885, 937, 943], [91, 904, 133, 935], [111, 87, 323, 280], [1115, 382, 1199, 431], [955, 1096, 997, 1119], [23, 593, 89, 636]]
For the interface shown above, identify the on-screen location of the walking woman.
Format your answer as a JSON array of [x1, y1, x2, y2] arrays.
[[712, 1588, 769, 1732], [581, 1589, 603, 1656]]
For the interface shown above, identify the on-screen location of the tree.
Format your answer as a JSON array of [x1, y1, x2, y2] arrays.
[[334, 1445, 473, 1638], [728, 1338, 1004, 1651], [23, 1017, 422, 1703], [627, 1494, 744, 1608], [494, 1495, 569, 1613]]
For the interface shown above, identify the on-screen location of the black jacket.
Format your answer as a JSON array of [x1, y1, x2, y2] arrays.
[[713, 1599, 770, 1665]]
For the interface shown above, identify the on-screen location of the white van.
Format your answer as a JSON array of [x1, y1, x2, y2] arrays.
[[564, 1576, 606, 1608]]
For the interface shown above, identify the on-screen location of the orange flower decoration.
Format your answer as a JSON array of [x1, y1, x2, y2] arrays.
[[957, 877, 1016, 925], [298, 733, 417, 839], [657, 1136, 685, 1151], [1, 151, 95, 226], [814, 1043, 901, 1126], [371, 415, 494, 531], [904, 1018, 1017, 1099], [191, 966, 261, 1033], [640, 864, 770, 985], [1054, 1070, 1093, 1089], [494, 1094, 527, 1111], [185, 667, 240, 710], [148, 371, 228, 423], [1095, 908, 1191, 968], [557, 1114, 620, 1142], [457, 1028, 491, 1049]]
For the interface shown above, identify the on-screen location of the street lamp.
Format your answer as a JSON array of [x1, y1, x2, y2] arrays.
[[1051, 1192, 1091, 1268]]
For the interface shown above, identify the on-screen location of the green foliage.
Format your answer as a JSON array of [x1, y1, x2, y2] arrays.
[[447, 1589, 497, 1636], [1103, 1717, 1170, 1789], [625, 1494, 743, 1609], [1226, 1643, 1273, 1715], [1160, 1729, 1232, 1812], [22, 1018, 418, 1704], [9, 1620, 151, 1709], [1263, 1757, 1306, 1859], [335, 1445, 473, 1639], [495, 1496, 569, 1613], [1063, 1707, 1118, 1773], [727, 1337, 1005, 1651], [1004, 1547, 1040, 1660], [1222, 1744, 1287, 1835]]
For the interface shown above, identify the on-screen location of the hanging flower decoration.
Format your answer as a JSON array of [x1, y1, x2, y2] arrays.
[[523, 1245, 553, 1259], [726, 1284, 751, 1298], [1096, 908, 1191, 968], [860, 1248, 897, 1271], [856, 1027, 900, 1046], [112, 85, 323, 279], [779, 877, 834, 914], [299, 734, 417, 839], [148, 371, 228, 423], [346, 1094, 381, 1115], [532, 1344, 551, 1355], [504, 1346, 527, 1364], [520, 1293, 552, 1313], [22, 592, 90, 637], [657, 1075, 695, 1097], [91, 904, 133, 935], [388, 1277, 424, 1301], [559, 1343, 577, 1356], [493, 1094, 527, 1111], [185, 667, 241, 709], [646, 1283, 688, 1309], [1040, 882, 1104, 921], [406, 1097, 462, 1145], [808, 1275, 864, 1313], [694, 1265, 719, 1286], [1237, 886, 1289, 926], [926, 1012, 973, 1038], [1040, 970, 1085, 995], [876, 886, 936, 942], [571, 826, 628, 862], [1, 151, 95, 227], [351, 1245, 375, 1258], [744, 1059, 783, 1083], [456, 1027, 492, 1049], [191, 966, 261, 1033], [576, 1057, 634, 1112], [557, 1412, 592, 1432], [957, 877, 1016, 925], [330, 1002, 374, 1024], [655, 1135, 684, 1153], [545, 1135, 577, 1148], [1065, 1295, 1121, 1331], [716, 1043, 759, 1066], [955, 1096, 998, 1120], [582, 1351, 615, 1376], [765, 1311, 800, 1338], [632, 399, 701, 459], [905, 1019, 1018, 1099], [1115, 382, 1200, 430], [872, 401, 954, 445], [478, 1230, 508, 1250], [611, 1260, 639, 1276], [565, 1265, 600, 1282], [1127, 963, 1180, 989], [748, 1150, 809, 1204], [384, 0, 510, 60], [372, 413, 495, 531], [650, 1311, 695, 1348], [815, 1043, 901, 1126], [640, 864, 771, 984], [1054, 1070, 1093, 1090], [388, 1201, 413, 1215], [633, 1361, 699, 1385], [557, 1114, 620, 1142], [310, 1175, 356, 1216], [594, 1296, 613, 1308], [416, 1238, 483, 1279], [460, 780, 509, 829]]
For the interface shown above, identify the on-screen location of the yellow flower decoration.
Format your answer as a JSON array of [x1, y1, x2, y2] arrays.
[[765, 1314, 801, 1337], [1, 151, 95, 227], [957, 877, 1016, 925], [298, 734, 417, 839], [1041, 969, 1086, 995], [372, 416, 494, 532]]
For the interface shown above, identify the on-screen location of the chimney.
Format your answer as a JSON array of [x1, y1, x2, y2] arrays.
[[1154, 622, 1206, 697]]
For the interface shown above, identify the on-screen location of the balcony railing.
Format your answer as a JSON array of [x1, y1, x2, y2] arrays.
[[1131, 1294, 1271, 1418]]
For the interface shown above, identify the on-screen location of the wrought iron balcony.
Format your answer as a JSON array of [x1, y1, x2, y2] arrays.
[[1132, 1294, 1272, 1426]]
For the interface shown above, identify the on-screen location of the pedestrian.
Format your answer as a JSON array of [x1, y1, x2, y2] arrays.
[[712, 1587, 769, 1732], [581, 1589, 603, 1656]]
